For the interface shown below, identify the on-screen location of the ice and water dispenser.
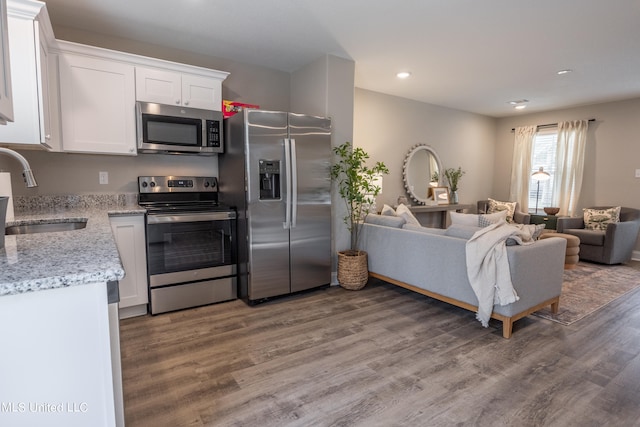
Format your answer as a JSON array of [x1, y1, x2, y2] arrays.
[[259, 160, 280, 200]]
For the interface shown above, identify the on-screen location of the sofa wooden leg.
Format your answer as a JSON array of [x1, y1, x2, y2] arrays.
[[551, 300, 560, 314], [502, 319, 513, 339]]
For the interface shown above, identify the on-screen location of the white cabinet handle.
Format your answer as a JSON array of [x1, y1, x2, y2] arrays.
[[45, 134, 51, 140], [184, 100, 189, 106], [175, 100, 180, 104]]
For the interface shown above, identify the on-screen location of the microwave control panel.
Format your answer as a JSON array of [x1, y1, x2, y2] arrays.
[[206, 120, 221, 148]]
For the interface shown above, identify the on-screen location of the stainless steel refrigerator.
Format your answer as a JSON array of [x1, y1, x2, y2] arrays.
[[219, 109, 332, 303]]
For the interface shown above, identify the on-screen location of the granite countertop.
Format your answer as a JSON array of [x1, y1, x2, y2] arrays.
[[0, 195, 146, 298]]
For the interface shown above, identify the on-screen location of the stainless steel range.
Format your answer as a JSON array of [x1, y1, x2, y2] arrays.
[[138, 176, 237, 314]]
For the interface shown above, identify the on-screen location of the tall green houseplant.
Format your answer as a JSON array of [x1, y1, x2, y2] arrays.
[[331, 141, 389, 253]]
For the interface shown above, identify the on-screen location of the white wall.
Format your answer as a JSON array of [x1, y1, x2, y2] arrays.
[[354, 89, 496, 210]]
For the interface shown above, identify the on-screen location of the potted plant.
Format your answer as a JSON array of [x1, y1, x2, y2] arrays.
[[331, 141, 389, 290], [444, 167, 465, 204]]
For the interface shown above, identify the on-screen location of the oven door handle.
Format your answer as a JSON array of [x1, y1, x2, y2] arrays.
[[147, 212, 236, 224]]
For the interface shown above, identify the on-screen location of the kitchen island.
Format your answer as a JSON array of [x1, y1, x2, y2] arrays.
[[0, 196, 144, 427]]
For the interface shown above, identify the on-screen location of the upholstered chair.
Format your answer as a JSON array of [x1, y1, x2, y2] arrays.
[[557, 207, 640, 265], [477, 200, 531, 224]]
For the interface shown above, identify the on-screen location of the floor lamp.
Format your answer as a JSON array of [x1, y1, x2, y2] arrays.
[[531, 167, 550, 214]]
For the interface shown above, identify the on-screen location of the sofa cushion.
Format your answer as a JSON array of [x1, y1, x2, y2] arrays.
[[583, 206, 620, 231], [564, 229, 606, 246], [365, 214, 406, 228], [444, 224, 482, 240], [395, 203, 421, 226], [451, 210, 507, 227], [488, 198, 517, 223], [402, 224, 447, 235]]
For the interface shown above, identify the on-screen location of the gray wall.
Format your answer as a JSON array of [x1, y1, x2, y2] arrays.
[[354, 88, 496, 210], [494, 98, 640, 211], [495, 97, 640, 254]]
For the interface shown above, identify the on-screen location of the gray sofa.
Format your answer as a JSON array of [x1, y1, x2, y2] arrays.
[[359, 214, 567, 338], [557, 207, 640, 265]]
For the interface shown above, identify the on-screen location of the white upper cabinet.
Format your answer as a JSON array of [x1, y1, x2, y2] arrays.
[[136, 66, 224, 111], [50, 40, 228, 155], [0, 0, 55, 147], [58, 52, 136, 155], [0, 0, 14, 125]]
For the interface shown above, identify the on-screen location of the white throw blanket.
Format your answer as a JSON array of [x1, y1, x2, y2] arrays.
[[465, 221, 534, 327]]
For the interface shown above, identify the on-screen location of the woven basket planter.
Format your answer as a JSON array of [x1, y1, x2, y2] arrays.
[[337, 250, 368, 290]]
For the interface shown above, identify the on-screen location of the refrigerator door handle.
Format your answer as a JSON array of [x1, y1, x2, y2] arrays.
[[283, 138, 292, 229], [290, 138, 298, 228]]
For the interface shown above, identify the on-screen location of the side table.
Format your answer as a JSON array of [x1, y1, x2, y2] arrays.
[[530, 214, 560, 230]]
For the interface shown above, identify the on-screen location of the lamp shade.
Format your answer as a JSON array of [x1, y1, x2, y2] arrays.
[[532, 166, 550, 181]]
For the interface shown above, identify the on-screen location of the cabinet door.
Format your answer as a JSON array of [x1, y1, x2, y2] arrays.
[[35, 20, 53, 147], [135, 66, 181, 105], [59, 54, 136, 155], [0, 0, 13, 124], [182, 73, 221, 110], [0, 14, 39, 143], [110, 215, 148, 317]]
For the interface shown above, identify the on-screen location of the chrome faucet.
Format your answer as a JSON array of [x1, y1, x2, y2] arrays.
[[0, 147, 38, 187]]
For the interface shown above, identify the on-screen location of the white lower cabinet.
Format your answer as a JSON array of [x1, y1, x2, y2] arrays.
[[58, 53, 136, 155], [109, 214, 148, 318]]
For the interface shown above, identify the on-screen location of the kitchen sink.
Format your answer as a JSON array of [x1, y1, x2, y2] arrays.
[[5, 220, 88, 235]]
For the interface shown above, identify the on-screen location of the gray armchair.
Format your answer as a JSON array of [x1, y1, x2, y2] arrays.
[[477, 200, 531, 224], [557, 207, 640, 265]]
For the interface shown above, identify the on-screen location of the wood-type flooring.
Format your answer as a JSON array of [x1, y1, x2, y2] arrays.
[[120, 274, 640, 427]]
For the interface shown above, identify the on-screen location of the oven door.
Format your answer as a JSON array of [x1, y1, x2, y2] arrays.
[[146, 211, 237, 314], [146, 211, 236, 288]]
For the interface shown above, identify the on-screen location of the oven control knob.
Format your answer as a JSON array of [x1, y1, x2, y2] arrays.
[[204, 181, 210, 188], [141, 181, 148, 188], [150, 181, 156, 188]]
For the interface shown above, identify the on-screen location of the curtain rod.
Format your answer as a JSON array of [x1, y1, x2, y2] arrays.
[[511, 118, 595, 132]]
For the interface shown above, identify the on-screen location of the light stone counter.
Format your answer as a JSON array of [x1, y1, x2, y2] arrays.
[[0, 194, 146, 297]]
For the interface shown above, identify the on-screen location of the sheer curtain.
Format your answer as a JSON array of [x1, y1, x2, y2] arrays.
[[509, 126, 536, 212], [553, 120, 589, 216]]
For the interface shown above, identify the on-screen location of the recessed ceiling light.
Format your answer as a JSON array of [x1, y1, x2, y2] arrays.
[[514, 105, 527, 110], [396, 71, 411, 79], [557, 69, 573, 75]]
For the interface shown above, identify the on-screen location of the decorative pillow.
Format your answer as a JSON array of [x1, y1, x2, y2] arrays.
[[450, 210, 507, 227], [449, 211, 479, 226], [487, 198, 517, 223], [584, 207, 621, 231], [478, 210, 509, 228], [380, 204, 396, 216], [395, 203, 421, 227]]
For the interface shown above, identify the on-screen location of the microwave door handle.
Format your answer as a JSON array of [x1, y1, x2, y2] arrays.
[[283, 138, 292, 230], [290, 139, 297, 228]]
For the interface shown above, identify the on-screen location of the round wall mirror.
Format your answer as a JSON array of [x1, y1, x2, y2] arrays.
[[402, 144, 443, 204]]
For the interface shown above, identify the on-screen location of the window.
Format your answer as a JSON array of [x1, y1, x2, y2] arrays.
[[528, 128, 557, 213]]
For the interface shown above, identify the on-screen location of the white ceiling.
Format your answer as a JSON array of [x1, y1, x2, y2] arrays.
[[41, 0, 640, 117]]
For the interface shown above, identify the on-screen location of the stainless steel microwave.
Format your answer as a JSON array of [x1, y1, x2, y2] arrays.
[[136, 102, 223, 155]]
